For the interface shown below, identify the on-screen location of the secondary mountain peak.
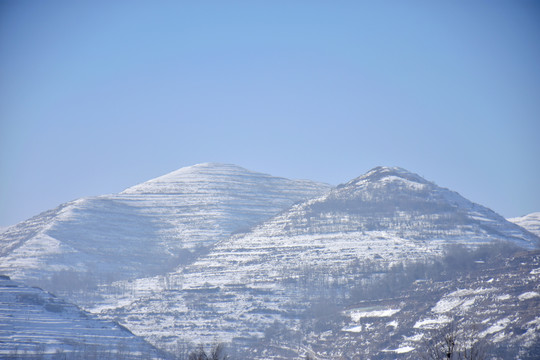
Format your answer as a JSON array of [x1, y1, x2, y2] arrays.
[[339, 166, 431, 190], [284, 166, 538, 249]]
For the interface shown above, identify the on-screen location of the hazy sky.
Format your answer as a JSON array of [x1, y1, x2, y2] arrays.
[[1, 1, 539, 227]]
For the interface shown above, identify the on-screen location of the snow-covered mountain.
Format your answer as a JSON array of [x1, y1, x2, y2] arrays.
[[2, 164, 537, 357], [0, 275, 164, 359], [508, 212, 540, 237], [0, 163, 330, 287], [101, 166, 539, 351]]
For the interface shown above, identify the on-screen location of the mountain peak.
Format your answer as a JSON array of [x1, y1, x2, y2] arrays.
[[362, 166, 425, 180], [121, 163, 260, 194], [339, 166, 431, 190], [299, 166, 539, 249], [121, 162, 331, 196]]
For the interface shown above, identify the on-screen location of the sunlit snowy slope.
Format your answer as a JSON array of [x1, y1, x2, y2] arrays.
[[103, 166, 539, 349], [508, 212, 540, 237], [0, 163, 330, 284]]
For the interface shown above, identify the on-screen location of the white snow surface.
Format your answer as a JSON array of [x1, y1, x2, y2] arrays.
[[414, 315, 453, 329], [348, 308, 401, 321], [481, 317, 512, 337], [518, 291, 540, 301], [508, 212, 540, 237], [384, 346, 415, 354], [342, 325, 363, 333]]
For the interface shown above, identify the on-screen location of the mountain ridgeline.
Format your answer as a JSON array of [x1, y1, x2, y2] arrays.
[[0, 163, 538, 359], [0, 163, 331, 285]]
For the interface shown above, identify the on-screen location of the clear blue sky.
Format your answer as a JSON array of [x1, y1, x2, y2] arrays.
[[1, 1, 539, 227]]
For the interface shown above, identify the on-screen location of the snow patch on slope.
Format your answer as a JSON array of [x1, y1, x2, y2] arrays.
[[518, 291, 539, 301], [348, 308, 401, 321]]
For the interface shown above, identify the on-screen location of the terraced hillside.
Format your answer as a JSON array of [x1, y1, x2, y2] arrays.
[[0, 275, 164, 359], [284, 250, 540, 360], [0, 163, 330, 297], [101, 167, 539, 353], [2, 165, 537, 358]]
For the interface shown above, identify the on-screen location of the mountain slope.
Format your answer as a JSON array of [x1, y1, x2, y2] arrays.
[[102, 166, 539, 350], [0, 275, 164, 359], [263, 250, 540, 359], [0, 163, 330, 287], [508, 212, 540, 237]]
